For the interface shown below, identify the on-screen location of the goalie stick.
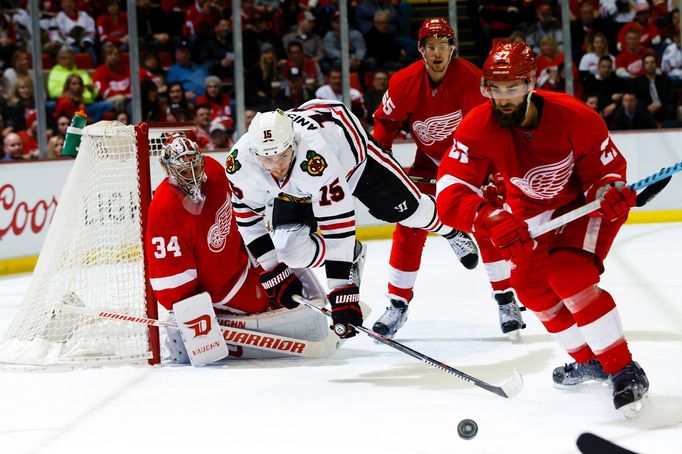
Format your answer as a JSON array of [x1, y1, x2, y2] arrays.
[[57, 297, 341, 359], [530, 161, 680, 238], [293, 295, 524, 398]]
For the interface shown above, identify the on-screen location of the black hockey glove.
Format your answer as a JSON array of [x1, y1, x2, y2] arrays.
[[328, 285, 363, 338], [259, 263, 303, 309]]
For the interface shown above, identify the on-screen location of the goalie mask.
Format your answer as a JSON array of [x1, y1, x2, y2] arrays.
[[160, 133, 207, 204]]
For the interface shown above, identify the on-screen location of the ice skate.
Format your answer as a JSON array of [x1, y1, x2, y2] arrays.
[[611, 361, 649, 417], [444, 229, 479, 269], [351, 240, 367, 287], [494, 291, 526, 342], [372, 298, 409, 339], [552, 359, 609, 388]]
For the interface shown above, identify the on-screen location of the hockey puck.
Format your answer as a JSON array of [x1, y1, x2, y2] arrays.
[[457, 419, 478, 439]]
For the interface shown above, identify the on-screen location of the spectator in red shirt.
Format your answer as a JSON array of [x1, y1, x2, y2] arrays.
[[97, 0, 129, 51], [616, 1, 663, 52], [615, 28, 649, 78], [55, 73, 114, 122], [193, 103, 212, 150], [17, 111, 39, 159], [183, 0, 222, 44], [195, 75, 234, 130], [280, 40, 323, 93], [93, 42, 132, 115]]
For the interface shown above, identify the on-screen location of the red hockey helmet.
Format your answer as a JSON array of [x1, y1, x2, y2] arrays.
[[481, 40, 536, 98], [482, 40, 536, 82], [418, 18, 455, 46]]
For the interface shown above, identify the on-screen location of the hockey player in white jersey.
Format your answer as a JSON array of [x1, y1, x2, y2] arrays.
[[226, 99, 478, 337]]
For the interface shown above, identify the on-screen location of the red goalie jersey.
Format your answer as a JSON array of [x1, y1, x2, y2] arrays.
[[373, 58, 485, 163], [146, 156, 264, 312], [437, 90, 628, 231]]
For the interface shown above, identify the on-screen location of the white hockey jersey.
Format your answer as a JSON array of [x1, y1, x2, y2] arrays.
[[226, 100, 369, 290]]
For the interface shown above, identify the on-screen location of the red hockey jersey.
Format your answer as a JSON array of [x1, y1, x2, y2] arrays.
[[146, 156, 251, 310], [373, 58, 485, 164], [436, 90, 628, 231]]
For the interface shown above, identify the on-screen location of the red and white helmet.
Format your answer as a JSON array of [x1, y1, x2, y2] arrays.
[[481, 40, 537, 98], [418, 18, 455, 47], [160, 133, 206, 202]]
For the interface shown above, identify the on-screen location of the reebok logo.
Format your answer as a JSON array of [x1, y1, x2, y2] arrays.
[[184, 314, 212, 337]]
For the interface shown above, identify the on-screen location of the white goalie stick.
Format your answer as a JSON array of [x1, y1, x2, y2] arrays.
[[293, 295, 524, 399], [57, 297, 341, 359]]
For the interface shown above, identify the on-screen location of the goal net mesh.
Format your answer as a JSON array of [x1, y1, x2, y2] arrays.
[[0, 121, 192, 366]]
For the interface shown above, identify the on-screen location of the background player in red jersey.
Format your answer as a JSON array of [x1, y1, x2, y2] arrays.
[[436, 41, 648, 416], [146, 134, 329, 364], [371, 18, 525, 340]]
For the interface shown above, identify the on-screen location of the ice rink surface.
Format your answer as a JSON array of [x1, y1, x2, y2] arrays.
[[0, 222, 681, 454]]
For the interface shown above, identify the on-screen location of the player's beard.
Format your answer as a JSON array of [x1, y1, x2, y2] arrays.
[[492, 98, 528, 129]]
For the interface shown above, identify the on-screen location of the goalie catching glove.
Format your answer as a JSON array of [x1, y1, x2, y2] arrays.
[[259, 262, 303, 309], [328, 285, 363, 338]]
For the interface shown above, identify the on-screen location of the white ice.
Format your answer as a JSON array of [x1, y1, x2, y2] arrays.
[[1, 223, 681, 454]]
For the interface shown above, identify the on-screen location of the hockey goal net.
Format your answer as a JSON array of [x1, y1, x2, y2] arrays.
[[0, 121, 196, 366]]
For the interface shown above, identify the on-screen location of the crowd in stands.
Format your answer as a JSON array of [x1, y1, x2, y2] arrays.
[[0, 0, 681, 161], [478, 0, 682, 130]]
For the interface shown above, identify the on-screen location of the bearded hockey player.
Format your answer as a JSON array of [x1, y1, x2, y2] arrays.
[[436, 40, 648, 416]]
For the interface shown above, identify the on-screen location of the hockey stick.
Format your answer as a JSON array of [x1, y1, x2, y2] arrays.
[[57, 298, 341, 359], [292, 295, 524, 398], [530, 162, 681, 238], [409, 175, 437, 184]]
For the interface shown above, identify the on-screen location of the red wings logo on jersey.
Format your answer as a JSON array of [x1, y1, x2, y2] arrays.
[[509, 153, 574, 200], [412, 110, 463, 146], [207, 196, 233, 252]]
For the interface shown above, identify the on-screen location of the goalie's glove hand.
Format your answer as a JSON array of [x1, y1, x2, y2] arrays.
[[596, 182, 636, 222], [474, 206, 535, 261], [259, 263, 302, 309], [328, 285, 363, 339]]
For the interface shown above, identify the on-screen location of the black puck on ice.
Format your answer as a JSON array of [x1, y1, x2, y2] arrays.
[[457, 419, 478, 439]]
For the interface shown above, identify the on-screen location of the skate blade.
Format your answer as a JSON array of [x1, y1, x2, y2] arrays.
[[619, 395, 647, 419], [552, 379, 610, 391], [507, 329, 522, 343]]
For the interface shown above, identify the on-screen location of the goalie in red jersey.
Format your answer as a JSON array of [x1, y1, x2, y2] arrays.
[[371, 18, 525, 340], [436, 40, 648, 415], [145, 133, 331, 365]]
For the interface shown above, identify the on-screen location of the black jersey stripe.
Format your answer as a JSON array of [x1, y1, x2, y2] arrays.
[[316, 210, 355, 222], [247, 234, 276, 259]]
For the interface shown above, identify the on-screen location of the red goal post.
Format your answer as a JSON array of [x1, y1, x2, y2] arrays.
[[0, 121, 196, 367]]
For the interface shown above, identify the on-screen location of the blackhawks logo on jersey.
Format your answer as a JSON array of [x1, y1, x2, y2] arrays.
[[225, 149, 241, 174], [300, 150, 327, 176]]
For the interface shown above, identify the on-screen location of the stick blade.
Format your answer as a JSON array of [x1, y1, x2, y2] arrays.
[[635, 175, 671, 207], [500, 369, 524, 398]]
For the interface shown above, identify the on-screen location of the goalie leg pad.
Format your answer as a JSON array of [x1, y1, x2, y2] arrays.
[[173, 292, 229, 366]]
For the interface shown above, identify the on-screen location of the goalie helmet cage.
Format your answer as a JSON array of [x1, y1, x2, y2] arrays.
[[0, 121, 196, 367]]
